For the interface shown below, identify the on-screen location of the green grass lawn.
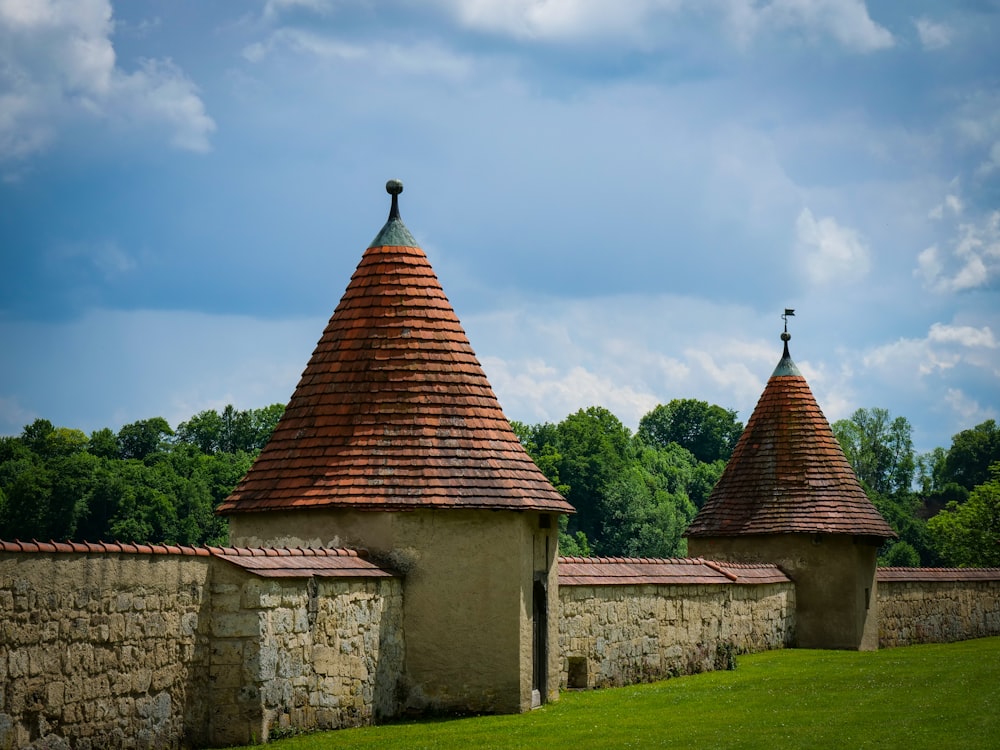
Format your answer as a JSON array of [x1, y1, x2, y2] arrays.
[[231, 637, 1000, 749]]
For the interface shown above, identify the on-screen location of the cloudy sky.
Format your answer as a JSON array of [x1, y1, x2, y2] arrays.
[[2, 0, 998, 454]]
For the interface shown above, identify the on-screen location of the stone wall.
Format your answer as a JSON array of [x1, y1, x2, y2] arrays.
[[0, 543, 403, 749], [4, 543, 1000, 749], [254, 578, 403, 742], [557, 558, 795, 689], [0, 546, 213, 750], [877, 568, 1000, 648]]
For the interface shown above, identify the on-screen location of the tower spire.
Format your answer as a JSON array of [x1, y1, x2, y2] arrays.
[[781, 308, 795, 358]]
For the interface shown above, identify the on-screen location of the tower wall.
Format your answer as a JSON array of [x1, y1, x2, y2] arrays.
[[687, 534, 880, 650], [229, 507, 561, 713]]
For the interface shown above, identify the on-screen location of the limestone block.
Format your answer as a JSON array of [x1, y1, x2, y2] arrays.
[[242, 579, 283, 610], [149, 667, 177, 690], [211, 611, 262, 639], [209, 662, 243, 689], [244, 641, 278, 681], [293, 609, 310, 634], [212, 638, 243, 665]]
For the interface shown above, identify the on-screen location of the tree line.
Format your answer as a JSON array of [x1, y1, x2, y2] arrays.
[[0, 400, 996, 567], [0, 405, 283, 547]]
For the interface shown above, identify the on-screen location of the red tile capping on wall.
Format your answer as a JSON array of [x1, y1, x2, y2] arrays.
[[877, 567, 1000, 583], [557, 556, 790, 586], [0, 539, 397, 579]]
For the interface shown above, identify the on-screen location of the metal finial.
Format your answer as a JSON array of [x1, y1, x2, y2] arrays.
[[386, 179, 403, 221], [781, 308, 795, 337], [780, 308, 795, 357]]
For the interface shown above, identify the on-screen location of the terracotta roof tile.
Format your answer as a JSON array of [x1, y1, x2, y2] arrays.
[[0, 539, 396, 579], [685, 343, 895, 540], [877, 567, 1000, 583], [218, 186, 573, 516], [557, 556, 790, 586]]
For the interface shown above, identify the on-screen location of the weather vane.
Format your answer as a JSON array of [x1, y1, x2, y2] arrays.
[[781, 308, 795, 340]]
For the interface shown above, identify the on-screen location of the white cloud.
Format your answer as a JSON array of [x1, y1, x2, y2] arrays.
[[433, 0, 676, 41], [944, 388, 996, 425], [916, 211, 1000, 293], [243, 29, 473, 79], [863, 323, 999, 379], [262, 0, 334, 23], [913, 17, 952, 50], [926, 323, 997, 349], [928, 193, 963, 220], [0, 0, 214, 163], [430, 0, 892, 50], [795, 207, 871, 284], [482, 357, 662, 428], [462, 294, 782, 430], [951, 91, 1000, 176], [753, 0, 894, 52]]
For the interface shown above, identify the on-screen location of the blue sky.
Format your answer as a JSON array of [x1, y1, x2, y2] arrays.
[[1, 0, 998, 454]]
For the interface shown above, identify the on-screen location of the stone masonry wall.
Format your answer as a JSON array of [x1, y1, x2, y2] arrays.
[[243, 577, 403, 744], [0, 548, 403, 749], [558, 582, 795, 689], [878, 576, 1000, 648], [0, 550, 213, 750]]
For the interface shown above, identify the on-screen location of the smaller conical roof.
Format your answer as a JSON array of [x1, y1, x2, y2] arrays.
[[218, 181, 573, 515], [685, 335, 895, 539]]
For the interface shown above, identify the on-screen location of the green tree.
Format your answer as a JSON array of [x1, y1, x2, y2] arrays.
[[833, 407, 915, 497], [881, 540, 921, 567], [176, 409, 225, 453], [20, 419, 55, 455], [176, 404, 284, 454], [636, 399, 742, 464], [88, 427, 119, 459], [928, 463, 1000, 567], [551, 407, 633, 543], [117, 417, 174, 461], [940, 420, 1000, 492]]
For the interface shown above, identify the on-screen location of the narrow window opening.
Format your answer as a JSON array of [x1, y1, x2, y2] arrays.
[[567, 657, 588, 689]]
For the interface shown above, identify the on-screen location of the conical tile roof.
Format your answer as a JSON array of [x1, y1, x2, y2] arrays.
[[218, 181, 573, 515], [684, 337, 895, 539]]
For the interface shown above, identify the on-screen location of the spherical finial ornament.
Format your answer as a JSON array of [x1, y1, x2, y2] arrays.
[[781, 332, 791, 342], [386, 179, 403, 196]]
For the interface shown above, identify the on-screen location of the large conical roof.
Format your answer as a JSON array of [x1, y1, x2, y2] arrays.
[[684, 336, 895, 539], [218, 181, 573, 515]]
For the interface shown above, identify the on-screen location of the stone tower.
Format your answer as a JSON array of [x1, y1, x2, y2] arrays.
[[218, 181, 574, 712], [684, 326, 895, 650]]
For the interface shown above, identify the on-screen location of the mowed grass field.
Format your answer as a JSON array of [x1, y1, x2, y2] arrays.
[[232, 637, 1000, 750]]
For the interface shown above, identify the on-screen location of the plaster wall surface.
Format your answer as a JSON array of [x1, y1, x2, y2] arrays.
[[877, 579, 1000, 648], [558, 581, 794, 688], [688, 534, 880, 650], [229, 508, 560, 714]]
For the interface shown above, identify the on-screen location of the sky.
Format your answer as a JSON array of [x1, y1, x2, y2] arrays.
[[1, 0, 998, 455]]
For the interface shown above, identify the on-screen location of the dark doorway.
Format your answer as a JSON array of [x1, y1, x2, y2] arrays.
[[532, 578, 547, 705]]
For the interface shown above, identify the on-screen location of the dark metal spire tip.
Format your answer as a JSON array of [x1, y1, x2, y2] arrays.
[[386, 179, 403, 221]]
